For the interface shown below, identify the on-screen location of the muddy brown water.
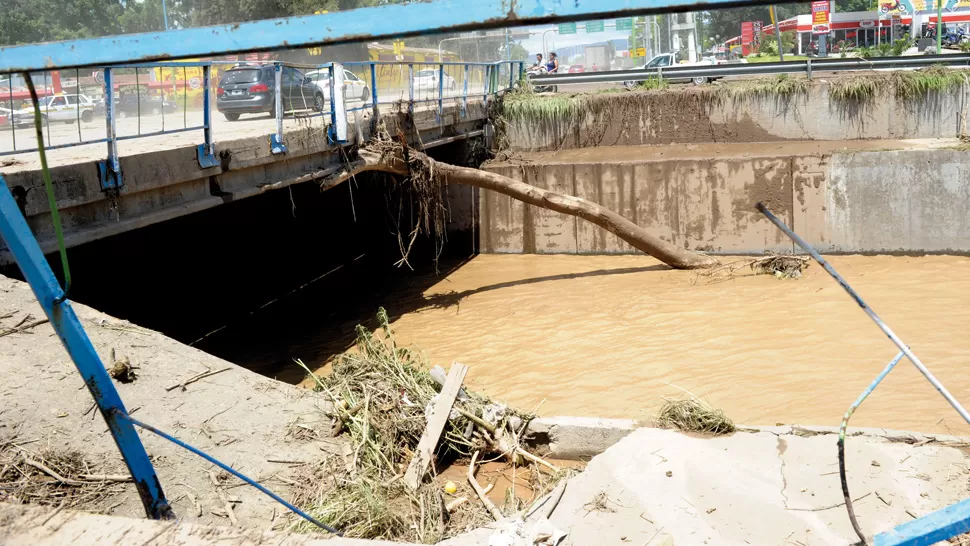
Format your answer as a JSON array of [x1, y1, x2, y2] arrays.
[[304, 254, 970, 435]]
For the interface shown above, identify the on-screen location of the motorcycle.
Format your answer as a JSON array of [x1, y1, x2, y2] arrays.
[[526, 65, 558, 93]]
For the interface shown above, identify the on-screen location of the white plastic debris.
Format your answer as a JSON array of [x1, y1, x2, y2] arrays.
[[486, 518, 566, 546], [424, 394, 460, 421], [430, 364, 471, 400], [528, 517, 567, 546], [482, 403, 508, 427]]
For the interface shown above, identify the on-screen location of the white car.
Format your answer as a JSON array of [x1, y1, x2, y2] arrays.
[[24, 94, 97, 124], [304, 69, 370, 102], [0, 106, 40, 128], [413, 69, 457, 92]]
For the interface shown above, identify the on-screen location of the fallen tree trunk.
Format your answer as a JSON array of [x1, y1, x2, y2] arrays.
[[323, 146, 717, 270]]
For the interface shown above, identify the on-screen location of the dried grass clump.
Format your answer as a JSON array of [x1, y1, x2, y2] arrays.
[[658, 397, 735, 435]]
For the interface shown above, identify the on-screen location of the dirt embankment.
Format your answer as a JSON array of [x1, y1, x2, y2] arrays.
[[0, 274, 338, 529]]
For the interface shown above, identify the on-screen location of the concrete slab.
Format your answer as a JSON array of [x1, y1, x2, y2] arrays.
[[538, 427, 970, 546]]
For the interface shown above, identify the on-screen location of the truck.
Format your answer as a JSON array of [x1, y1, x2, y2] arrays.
[[583, 45, 610, 72], [623, 51, 743, 88]]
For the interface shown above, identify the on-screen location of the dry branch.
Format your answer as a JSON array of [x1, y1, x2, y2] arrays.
[[165, 367, 231, 392], [467, 451, 503, 521], [0, 319, 49, 338], [320, 144, 717, 270]]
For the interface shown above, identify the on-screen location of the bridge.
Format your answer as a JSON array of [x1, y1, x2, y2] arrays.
[[0, 60, 521, 264]]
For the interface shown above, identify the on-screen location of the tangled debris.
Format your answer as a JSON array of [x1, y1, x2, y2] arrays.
[[0, 435, 130, 511], [693, 253, 811, 284], [293, 309, 571, 542]]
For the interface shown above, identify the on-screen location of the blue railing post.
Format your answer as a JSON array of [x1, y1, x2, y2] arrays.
[[197, 64, 218, 168], [270, 62, 286, 154], [0, 177, 172, 520], [98, 67, 122, 190], [437, 63, 445, 123], [483, 65, 490, 105], [519, 61, 525, 82], [328, 62, 347, 144], [508, 62, 513, 91], [369, 62, 378, 109], [408, 63, 414, 116], [461, 63, 469, 118]]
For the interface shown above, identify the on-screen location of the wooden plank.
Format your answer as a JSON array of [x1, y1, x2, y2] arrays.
[[403, 363, 468, 490]]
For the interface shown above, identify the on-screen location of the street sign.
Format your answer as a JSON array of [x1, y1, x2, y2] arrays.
[[616, 18, 634, 31], [558, 23, 577, 35], [635, 47, 646, 57], [812, 0, 831, 35], [586, 21, 605, 33]]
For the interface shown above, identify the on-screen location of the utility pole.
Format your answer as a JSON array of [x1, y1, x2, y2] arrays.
[[937, 0, 944, 53], [770, 6, 785, 61]]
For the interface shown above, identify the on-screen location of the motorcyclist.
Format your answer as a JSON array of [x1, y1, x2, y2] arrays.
[[532, 53, 544, 69], [546, 52, 560, 74]]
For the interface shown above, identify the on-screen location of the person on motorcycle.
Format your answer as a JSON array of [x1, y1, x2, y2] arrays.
[[546, 52, 559, 74], [532, 53, 544, 68]]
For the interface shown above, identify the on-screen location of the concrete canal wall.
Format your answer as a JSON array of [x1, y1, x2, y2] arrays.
[[481, 139, 970, 255], [503, 82, 969, 151]]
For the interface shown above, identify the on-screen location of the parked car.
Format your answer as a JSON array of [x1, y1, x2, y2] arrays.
[[623, 53, 719, 88], [304, 68, 370, 102], [21, 94, 96, 123], [96, 92, 177, 118], [0, 106, 43, 128], [567, 64, 586, 73], [216, 64, 324, 121], [413, 69, 457, 92]]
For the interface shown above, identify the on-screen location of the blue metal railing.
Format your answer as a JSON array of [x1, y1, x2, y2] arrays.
[[0, 59, 521, 163]]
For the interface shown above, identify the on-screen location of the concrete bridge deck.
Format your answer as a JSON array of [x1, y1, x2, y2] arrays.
[[0, 98, 488, 265]]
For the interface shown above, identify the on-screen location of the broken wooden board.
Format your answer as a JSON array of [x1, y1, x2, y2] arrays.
[[403, 363, 468, 490]]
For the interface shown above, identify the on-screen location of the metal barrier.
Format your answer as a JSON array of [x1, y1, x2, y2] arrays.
[[530, 53, 970, 86], [0, 59, 522, 162]]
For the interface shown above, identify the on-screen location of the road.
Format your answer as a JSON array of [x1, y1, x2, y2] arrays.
[[0, 83, 487, 173]]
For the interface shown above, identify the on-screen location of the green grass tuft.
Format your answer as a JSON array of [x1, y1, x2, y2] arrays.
[[892, 66, 968, 101], [829, 78, 881, 103], [721, 74, 808, 100]]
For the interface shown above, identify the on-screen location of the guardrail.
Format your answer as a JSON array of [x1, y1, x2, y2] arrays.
[[0, 59, 524, 182], [530, 53, 970, 86]]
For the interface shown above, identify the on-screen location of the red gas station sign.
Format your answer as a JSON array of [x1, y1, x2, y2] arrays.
[[812, 0, 831, 34]]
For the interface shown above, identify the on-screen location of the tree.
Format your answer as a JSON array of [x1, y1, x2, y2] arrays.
[[323, 143, 717, 270]]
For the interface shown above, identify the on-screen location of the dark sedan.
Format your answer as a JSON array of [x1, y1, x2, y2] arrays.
[[216, 64, 323, 121]]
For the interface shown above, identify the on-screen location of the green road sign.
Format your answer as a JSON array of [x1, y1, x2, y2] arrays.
[[558, 23, 577, 35], [586, 21, 605, 33], [615, 18, 634, 31]]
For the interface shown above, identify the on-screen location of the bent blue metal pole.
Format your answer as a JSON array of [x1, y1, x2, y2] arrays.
[[0, 177, 173, 520], [839, 350, 906, 543], [117, 411, 341, 535], [756, 202, 970, 426]]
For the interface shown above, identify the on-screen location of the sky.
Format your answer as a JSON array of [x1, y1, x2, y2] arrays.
[[517, 21, 632, 56]]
